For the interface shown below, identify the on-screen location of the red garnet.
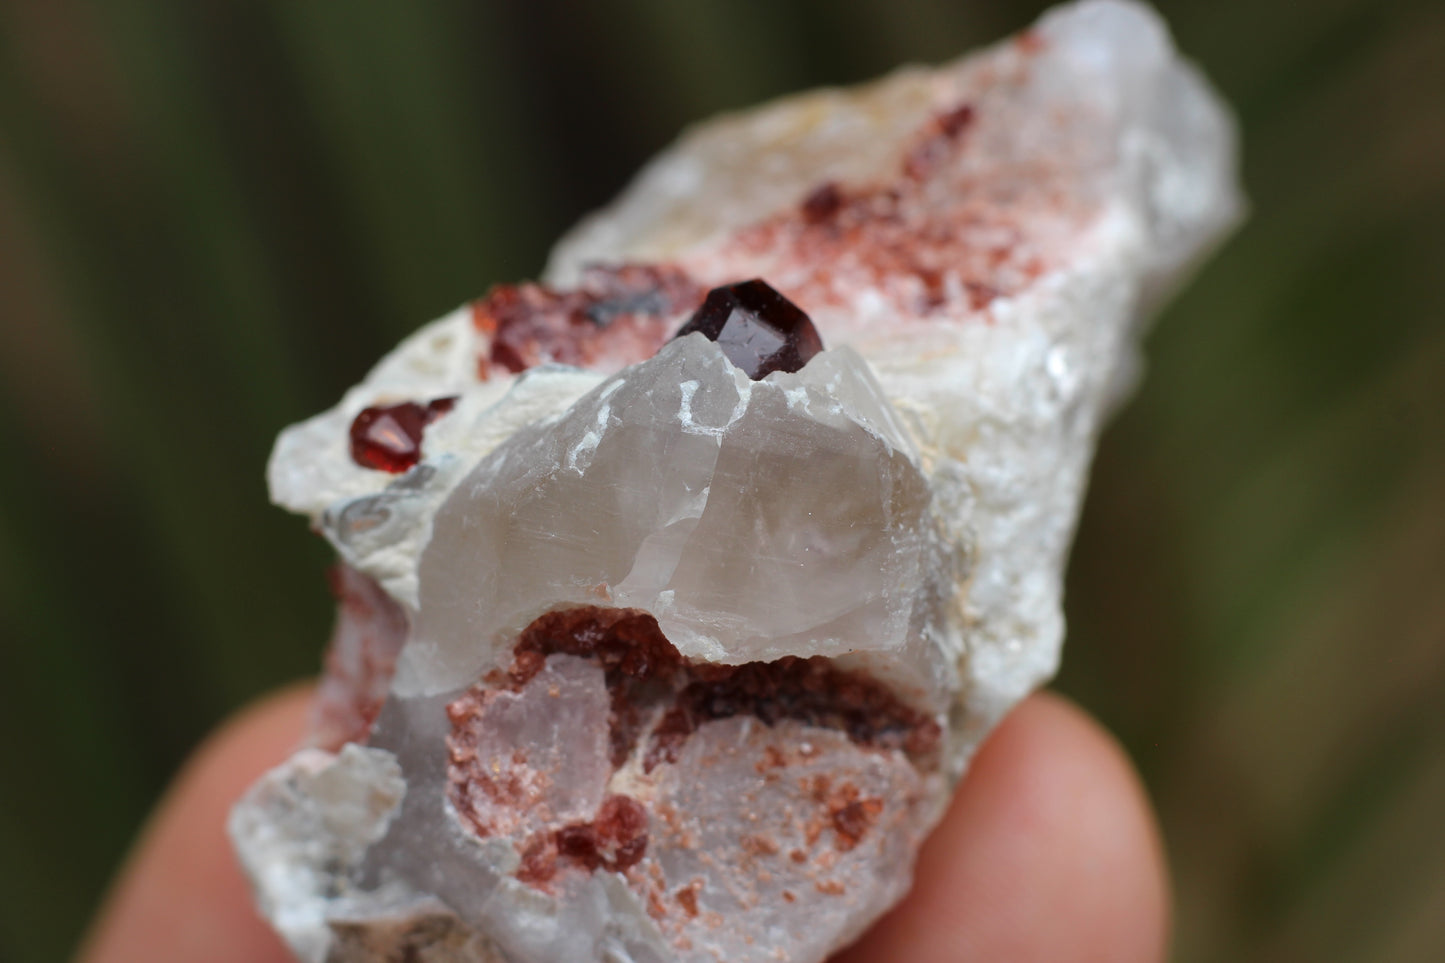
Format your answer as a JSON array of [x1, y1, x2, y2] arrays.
[[672, 279, 823, 378], [349, 396, 458, 473]]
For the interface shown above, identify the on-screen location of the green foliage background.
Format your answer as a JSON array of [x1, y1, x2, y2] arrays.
[[0, 1, 1441, 960]]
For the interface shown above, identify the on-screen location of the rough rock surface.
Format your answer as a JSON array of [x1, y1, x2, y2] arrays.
[[233, 3, 1243, 961]]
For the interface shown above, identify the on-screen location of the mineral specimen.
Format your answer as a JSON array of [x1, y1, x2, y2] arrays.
[[233, 2, 1243, 961]]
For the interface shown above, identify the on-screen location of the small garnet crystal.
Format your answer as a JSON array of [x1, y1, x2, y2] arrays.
[[349, 396, 457, 473], [673, 279, 823, 378]]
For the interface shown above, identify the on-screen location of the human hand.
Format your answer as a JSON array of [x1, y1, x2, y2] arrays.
[[79, 687, 1168, 962]]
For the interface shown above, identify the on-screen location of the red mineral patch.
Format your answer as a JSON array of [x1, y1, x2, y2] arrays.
[[444, 605, 940, 892], [586, 793, 651, 871], [902, 104, 975, 181], [712, 88, 1075, 318], [800, 182, 845, 224], [468, 606, 942, 775], [513, 795, 650, 887], [472, 264, 704, 377], [309, 564, 409, 750], [516, 834, 559, 886], [508, 606, 687, 766], [348, 396, 457, 473], [643, 655, 942, 772], [757, 745, 788, 773], [510, 606, 686, 689], [740, 834, 780, 857], [828, 789, 885, 853]]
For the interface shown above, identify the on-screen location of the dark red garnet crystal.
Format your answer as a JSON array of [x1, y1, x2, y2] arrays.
[[672, 279, 823, 378], [349, 396, 457, 473]]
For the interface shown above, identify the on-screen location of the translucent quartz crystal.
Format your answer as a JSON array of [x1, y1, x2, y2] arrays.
[[234, 3, 1243, 961], [395, 336, 950, 701]]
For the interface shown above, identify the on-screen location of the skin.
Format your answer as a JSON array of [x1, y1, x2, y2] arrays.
[[78, 687, 1169, 963]]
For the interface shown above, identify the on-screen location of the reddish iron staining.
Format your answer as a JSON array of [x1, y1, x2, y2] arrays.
[[1016, 28, 1046, 54], [725, 95, 1069, 318], [789, 849, 808, 864], [800, 181, 845, 223], [348, 396, 457, 473], [937, 103, 977, 138], [799, 775, 885, 852], [515, 834, 558, 886], [741, 835, 781, 857], [782, 890, 797, 903], [816, 880, 847, 896], [830, 795, 884, 852], [903, 103, 975, 180], [757, 745, 788, 773], [675, 886, 700, 918], [309, 564, 409, 750], [445, 683, 550, 841], [916, 267, 948, 311], [472, 264, 704, 376], [443, 727, 531, 838], [964, 280, 1002, 311]]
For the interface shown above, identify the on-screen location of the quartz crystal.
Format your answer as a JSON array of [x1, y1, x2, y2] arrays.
[[234, 2, 1243, 961]]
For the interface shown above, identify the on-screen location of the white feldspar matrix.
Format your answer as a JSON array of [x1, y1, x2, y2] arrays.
[[233, 2, 1243, 961]]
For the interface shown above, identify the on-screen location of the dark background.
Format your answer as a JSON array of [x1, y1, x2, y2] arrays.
[[1, 1, 1441, 960]]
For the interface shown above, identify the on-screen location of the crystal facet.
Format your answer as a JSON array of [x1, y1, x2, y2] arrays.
[[348, 397, 457, 473], [474, 264, 703, 376], [237, 3, 1244, 961], [672, 279, 823, 378]]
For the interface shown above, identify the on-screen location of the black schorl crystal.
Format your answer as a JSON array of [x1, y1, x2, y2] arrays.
[[672, 279, 823, 378]]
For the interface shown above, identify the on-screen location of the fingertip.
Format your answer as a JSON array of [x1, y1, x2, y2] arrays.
[[77, 682, 314, 963], [835, 691, 1170, 963], [982, 692, 1171, 960]]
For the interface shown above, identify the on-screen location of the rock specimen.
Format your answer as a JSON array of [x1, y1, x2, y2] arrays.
[[232, 2, 1243, 961]]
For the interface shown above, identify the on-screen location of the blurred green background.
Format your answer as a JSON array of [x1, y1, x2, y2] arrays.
[[0, 0, 1440, 960]]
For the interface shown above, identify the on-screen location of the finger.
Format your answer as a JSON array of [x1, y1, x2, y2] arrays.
[[831, 691, 1170, 963], [77, 683, 314, 963]]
